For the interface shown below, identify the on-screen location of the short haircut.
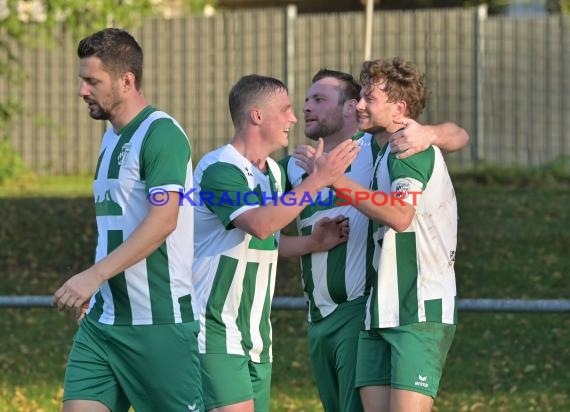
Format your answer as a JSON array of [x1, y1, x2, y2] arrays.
[[311, 68, 361, 104], [229, 74, 288, 128], [360, 58, 427, 119], [77, 28, 144, 90]]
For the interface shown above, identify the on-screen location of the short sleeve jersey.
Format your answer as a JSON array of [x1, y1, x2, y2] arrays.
[[87, 106, 195, 326], [365, 143, 458, 329], [193, 144, 285, 363], [280, 133, 379, 322]]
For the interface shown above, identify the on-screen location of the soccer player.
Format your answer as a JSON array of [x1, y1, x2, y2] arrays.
[[192, 74, 359, 412], [281, 68, 468, 412], [53, 29, 203, 412], [327, 58, 459, 412]]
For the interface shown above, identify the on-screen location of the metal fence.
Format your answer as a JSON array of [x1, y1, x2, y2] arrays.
[[2, 295, 570, 312], [2, 6, 569, 174]]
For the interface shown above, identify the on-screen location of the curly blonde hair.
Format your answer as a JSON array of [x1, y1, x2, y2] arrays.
[[359, 57, 427, 119]]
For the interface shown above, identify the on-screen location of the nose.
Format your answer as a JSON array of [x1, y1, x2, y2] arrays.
[[356, 97, 366, 112], [290, 112, 298, 124], [78, 80, 89, 98]]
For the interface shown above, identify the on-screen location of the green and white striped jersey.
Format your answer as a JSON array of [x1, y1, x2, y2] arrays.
[[87, 106, 195, 326], [193, 144, 284, 363], [366, 143, 458, 329], [281, 133, 378, 322]]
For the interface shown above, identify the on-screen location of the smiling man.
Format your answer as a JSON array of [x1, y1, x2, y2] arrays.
[[192, 74, 359, 412], [281, 68, 468, 412], [327, 58, 459, 412]]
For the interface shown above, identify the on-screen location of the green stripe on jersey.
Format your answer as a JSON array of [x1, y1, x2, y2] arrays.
[[178, 294, 195, 323], [89, 291, 104, 321], [237, 261, 257, 356], [395, 232, 419, 324], [146, 243, 174, 323], [106, 230, 132, 325], [94, 148, 106, 180], [107, 106, 155, 179], [259, 262, 273, 362], [327, 244, 348, 303], [300, 226, 322, 321], [425, 298, 443, 322], [205, 255, 238, 352]]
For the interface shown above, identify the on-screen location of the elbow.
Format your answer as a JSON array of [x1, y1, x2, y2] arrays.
[[392, 221, 410, 233], [391, 212, 415, 233], [461, 128, 470, 148], [250, 227, 273, 240], [162, 218, 178, 237]]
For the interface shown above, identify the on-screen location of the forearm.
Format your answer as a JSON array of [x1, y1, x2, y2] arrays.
[[91, 203, 178, 281], [429, 122, 469, 153], [334, 176, 414, 232], [278, 234, 320, 258], [234, 174, 323, 239]]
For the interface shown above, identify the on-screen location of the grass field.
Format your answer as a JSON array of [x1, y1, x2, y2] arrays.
[[0, 173, 569, 411]]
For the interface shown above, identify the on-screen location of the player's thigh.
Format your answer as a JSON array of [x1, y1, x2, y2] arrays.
[[200, 353, 255, 411], [355, 329, 391, 389], [62, 400, 111, 412], [385, 322, 456, 399], [390, 388, 433, 412], [359, 385, 390, 412], [109, 320, 204, 412], [248, 361, 272, 412], [63, 318, 130, 412]]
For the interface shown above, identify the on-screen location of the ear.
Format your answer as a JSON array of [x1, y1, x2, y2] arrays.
[[343, 99, 358, 117], [121, 71, 137, 93], [393, 100, 408, 123], [249, 108, 262, 125]]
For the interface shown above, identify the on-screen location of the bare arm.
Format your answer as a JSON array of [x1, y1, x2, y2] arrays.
[[233, 139, 359, 239], [390, 118, 469, 158], [333, 176, 415, 232], [53, 195, 180, 311], [278, 215, 349, 258]]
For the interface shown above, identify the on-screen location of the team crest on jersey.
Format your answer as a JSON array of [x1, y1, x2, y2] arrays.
[[117, 142, 132, 166], [394, 181, 410, 199]]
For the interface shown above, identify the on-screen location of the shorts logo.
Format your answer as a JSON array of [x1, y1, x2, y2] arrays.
[[414, 374, 429, 388], [188, 403, 200, 411]]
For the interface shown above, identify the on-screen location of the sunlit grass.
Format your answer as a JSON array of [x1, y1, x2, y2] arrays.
[[0, 175, 569, 411]]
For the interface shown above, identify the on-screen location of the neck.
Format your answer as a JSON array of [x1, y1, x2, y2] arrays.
[[373, 122, 404, 148], [110, 91, 148, 132], [373, 130, 392, 148], [321, 128, 359, 152], [230, 132, 270, 171]]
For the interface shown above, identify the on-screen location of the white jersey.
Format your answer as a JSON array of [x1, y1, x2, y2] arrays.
[[365, 143, 458, 329], [282, 133, 378, 322], [193, 144, 284, 363], [87, 106, 195, 326]]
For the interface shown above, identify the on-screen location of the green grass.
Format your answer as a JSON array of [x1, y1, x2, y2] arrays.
[[0, 175, 92, 198], [0, 174, 569, 411]]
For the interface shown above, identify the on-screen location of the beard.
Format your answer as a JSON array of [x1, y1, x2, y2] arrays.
[[87, 103, 111, 120], [304, 110, 344, 140]]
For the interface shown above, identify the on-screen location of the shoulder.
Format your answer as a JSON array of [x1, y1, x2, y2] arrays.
[[388, 145, 435, 184]]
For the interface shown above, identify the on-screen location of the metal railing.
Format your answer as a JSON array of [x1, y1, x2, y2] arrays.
[[2, 295, 570, 313]]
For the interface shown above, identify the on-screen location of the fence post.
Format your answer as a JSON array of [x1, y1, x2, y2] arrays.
[[472, 4, 487, 164], [283, 4, 297, 158]]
